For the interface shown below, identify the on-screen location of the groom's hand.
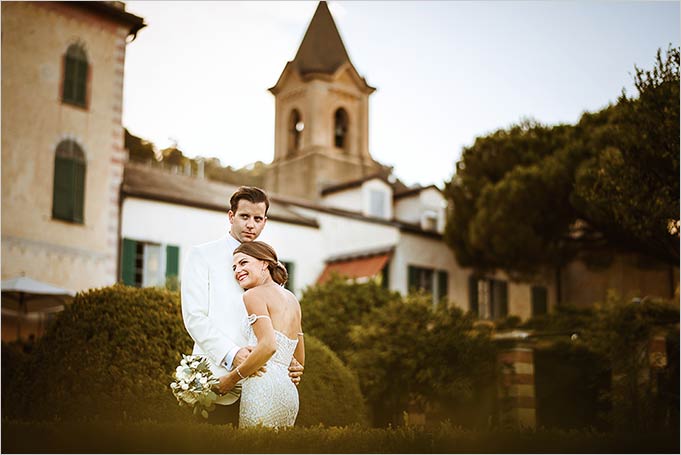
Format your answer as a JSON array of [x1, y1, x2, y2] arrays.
[[288, 358, 304, 386], [233, 346, 267, 376], [233, 346, 253, 368]]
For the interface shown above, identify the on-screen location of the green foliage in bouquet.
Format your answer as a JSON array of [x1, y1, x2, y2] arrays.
[[297, 335, 369, 427], [6, 285, 194, 422]]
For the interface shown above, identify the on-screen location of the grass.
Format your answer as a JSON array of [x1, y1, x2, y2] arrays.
[[2, 420, 679, 453]]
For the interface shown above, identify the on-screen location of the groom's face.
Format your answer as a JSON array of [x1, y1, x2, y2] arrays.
[[228, 200, 267, 243]]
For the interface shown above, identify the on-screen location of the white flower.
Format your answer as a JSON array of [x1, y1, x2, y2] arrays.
[[171, 354, 220, 419]]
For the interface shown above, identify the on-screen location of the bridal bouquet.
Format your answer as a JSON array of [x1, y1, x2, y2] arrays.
[[170, 354, 220, 418]]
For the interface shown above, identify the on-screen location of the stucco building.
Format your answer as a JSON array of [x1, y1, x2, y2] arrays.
[[1, 1, 144, 339]]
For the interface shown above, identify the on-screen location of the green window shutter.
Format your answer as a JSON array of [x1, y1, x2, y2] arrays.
[[121, 238, 137, 285], [63, 56, 75, 102], [165, 245, 180, 278], [53, 156, 75, 220], [468, 275, 479, 316], [407, 265, 418, 292], [437, 270, 448, 303], [282, 261, 295, 293], [493, 280, 509, 319], [72, 159, 85, 223], [381, 262, 390, 289], [531, 286, 548, 316], [75, 60, 88, 105]]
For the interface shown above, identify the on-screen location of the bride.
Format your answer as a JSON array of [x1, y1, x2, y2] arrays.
[[217, 240, 305, 428]]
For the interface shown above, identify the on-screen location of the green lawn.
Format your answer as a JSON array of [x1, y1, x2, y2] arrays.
[[2, 421, 678, 453]]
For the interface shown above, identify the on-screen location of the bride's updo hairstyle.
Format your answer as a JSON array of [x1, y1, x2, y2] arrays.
[[234, 241, 288, 286]]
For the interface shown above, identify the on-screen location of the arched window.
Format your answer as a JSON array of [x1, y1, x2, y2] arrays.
[[52, 140, 86, 223], [62, 44, 88, 107], [287, 109, 303, 156], [334, 108, 349, 150]]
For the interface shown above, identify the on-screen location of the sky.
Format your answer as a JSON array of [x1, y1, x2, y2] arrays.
[[122, 1, 680, 188]]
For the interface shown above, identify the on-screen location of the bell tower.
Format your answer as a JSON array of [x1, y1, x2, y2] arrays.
[[264, 1, 380, 201]]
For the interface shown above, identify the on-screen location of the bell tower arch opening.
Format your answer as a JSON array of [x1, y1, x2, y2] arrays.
[[334, 107, 349, 152], [287, 109, 304, 157]]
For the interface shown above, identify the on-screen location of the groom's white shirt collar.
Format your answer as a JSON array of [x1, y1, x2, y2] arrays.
[[226, 231, 241, 251]]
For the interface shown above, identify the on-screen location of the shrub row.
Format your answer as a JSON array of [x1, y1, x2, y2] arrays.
[[2, 421, 678, 454]]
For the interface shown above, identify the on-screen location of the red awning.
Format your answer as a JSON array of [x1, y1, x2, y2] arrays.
[[316, 254, 390, 284]]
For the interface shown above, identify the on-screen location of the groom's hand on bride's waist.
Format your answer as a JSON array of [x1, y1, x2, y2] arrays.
[[288, 358, 304, 386]]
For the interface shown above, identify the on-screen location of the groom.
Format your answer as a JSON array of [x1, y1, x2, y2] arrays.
[[181, 186, 304, 425]]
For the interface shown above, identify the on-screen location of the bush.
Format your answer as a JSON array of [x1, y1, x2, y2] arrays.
[[348, 293, 496, 427], [2, 421, 679, 453], [300, 275, 400, 361], [1, 341, 30, 418], [5, 285, 368, 426], [9, 285, 193, 422], [581, 293, 680, 431], [297, 335, 369, 427]]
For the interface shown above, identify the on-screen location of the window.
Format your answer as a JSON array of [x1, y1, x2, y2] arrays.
[[121, 239, 179, 288], [408, 265, 449, 305], [62, 43, 88, 107], [281, 261, 295, 294], [287, 110, 303, 156], [468, 276, 508, 319], [334, 108, 348, 149], [531, 286, 548, 316], [368, 189, 386, 218], [52, 140, 86, 223]]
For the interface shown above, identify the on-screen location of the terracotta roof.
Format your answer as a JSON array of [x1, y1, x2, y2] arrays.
[[317, 251, 392, 284], [66, 2, 146, 38], [292, 1, 352, 76], [121, 163, 318, 228]]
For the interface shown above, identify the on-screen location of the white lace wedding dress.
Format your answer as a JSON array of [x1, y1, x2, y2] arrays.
[[238, 313, 299, 428]]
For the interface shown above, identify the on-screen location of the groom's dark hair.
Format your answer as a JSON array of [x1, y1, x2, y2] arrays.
[[229, 186, 270, 215]]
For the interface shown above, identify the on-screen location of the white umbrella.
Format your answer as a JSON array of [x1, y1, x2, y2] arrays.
[[1, 276, 76, 339]]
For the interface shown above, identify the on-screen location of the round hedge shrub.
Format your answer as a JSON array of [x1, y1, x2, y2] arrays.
[[14, 285, 193, 422], [297, 335, 369, 427], [13, 285, 369, 426]]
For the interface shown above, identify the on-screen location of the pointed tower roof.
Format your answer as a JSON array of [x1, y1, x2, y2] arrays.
[[292, 1, 351, 75]]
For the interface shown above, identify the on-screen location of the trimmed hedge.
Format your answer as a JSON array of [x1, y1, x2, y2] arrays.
[[3, 285, 368, 426], [6, 285, 193, 422], [297, 335, 369, 427], [1, 421, 679, 454]]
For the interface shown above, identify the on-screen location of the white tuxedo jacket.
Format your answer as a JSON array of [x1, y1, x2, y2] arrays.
[[181, 234, 247, 404]]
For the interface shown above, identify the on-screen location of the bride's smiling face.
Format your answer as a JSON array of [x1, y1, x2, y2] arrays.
[[233, 252, 267, 289]]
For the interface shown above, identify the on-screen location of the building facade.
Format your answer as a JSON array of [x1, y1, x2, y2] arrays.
[[1, 2, 144, 292]]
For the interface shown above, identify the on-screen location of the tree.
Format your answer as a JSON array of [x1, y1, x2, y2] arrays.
[[572, 46, 680, 265], [124, 128, 157, 163], [444, 47, 680, 280]]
